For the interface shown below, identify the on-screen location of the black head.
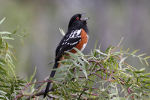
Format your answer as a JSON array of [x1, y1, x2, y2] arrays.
[[68, 14, 88, 31]]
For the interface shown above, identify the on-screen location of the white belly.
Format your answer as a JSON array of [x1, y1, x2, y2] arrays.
[[81, 35, 89, 51]]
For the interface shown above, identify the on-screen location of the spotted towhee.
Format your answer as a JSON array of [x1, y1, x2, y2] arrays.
[[44, 13, 89, 98]]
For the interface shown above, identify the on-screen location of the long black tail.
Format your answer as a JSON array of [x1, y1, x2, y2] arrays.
[[43, 59, 59, 98]]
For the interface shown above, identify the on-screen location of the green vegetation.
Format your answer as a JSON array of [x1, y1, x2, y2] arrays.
[[0, 18, 150, 100], [0, 18, 24, 100], [44, 44, 150, 100]]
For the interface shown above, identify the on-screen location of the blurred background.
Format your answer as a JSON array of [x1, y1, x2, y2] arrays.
[[0, 0, 150, 81]]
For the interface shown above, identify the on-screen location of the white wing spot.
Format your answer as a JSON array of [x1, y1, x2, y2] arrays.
[[69, 29, 81, 38]]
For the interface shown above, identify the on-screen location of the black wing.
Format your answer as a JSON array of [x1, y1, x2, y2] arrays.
[[56, 29, 82, 59]]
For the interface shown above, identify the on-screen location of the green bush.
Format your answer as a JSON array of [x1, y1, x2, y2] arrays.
[[26, 40, 150, 100], [0, 18, 24, 100], [43, 46, 150, 100]]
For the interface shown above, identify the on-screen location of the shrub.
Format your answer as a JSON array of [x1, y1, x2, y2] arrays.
[[0, 18, 24, 100]]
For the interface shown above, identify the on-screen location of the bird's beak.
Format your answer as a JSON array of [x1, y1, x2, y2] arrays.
[[81, 13, 89, 21]]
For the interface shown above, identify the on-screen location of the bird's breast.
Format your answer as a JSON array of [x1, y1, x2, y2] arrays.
[[70, 29, 89, 53]]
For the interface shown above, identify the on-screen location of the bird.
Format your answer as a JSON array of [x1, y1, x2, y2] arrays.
[[44, 13, 89, 98]]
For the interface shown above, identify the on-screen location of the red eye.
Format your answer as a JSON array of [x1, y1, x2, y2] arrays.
[[76, 17, 79, 20]]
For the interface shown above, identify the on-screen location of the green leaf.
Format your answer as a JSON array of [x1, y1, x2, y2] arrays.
[[119, 57, 128, 69], [134, 68, 145, 73], [0, 31, 12, 35], [2, 36, 14, 40], [65, 51, 78, 59], [131, 49, 140, 55], [29, 67, 37, 83], [73, 47, 84, 56], [144, 56, 150, 60], [143, 73, 150, 77], [144, 60, 149, 66], [0, 59, 6, 66], [82, 69, 88, 79], [138, 53, 146, 57], [95, 49, 107, 56], [0, 37, 2, 46], [0, 17, 6, 25], [59, 28, 65, 36]]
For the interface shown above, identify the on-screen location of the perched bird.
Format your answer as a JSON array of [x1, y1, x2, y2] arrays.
[[44, 13, 89, 98]]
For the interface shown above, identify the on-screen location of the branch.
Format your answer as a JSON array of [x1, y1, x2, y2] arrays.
[[14, 80, 53, 100]]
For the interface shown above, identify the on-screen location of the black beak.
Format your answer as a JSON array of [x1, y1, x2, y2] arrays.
[[81, 13, 89, 21]]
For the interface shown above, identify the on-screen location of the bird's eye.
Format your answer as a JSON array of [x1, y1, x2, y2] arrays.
[[76, 17, 79, 20]]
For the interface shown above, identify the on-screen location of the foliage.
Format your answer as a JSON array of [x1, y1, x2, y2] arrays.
[[19, 40, 150, 99], [41, 45, 150, 100], [0, 18, 25, 100]]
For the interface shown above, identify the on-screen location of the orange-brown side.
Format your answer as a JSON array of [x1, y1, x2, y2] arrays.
[[70, 29, 88, 53]]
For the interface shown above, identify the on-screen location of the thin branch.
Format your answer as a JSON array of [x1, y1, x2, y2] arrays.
[[14, 80, 53, 100]]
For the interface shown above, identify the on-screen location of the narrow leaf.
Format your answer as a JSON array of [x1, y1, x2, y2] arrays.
[[0, 17, 6, 25], [2, 36, 14, 40], [59, 28, 65, 36], [0, 31, 12, 35], [144, 56, 150, 60], [131, 49, 139, 55]]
